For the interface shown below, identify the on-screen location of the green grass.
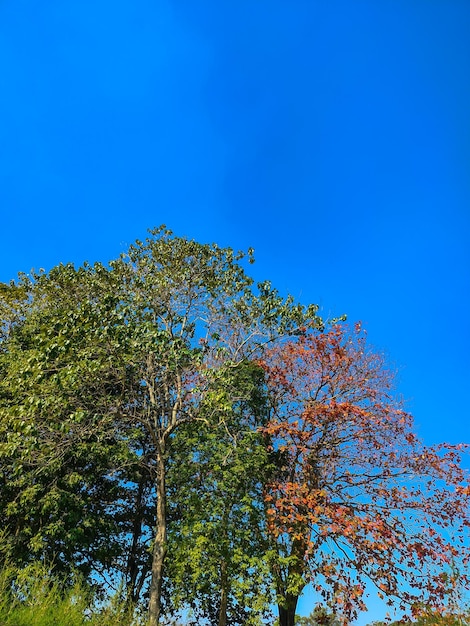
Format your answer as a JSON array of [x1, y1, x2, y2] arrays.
[[0, 562, 144, 626]]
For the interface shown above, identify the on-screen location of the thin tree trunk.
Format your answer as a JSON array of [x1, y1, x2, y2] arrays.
[[278, 593, 299, 626], [127, 473, 145, 603], [148, 451, 167, 626], [218, 558, 228, 626]]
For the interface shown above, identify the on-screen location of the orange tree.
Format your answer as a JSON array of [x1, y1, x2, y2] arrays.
[[259, 323, 470, 626]]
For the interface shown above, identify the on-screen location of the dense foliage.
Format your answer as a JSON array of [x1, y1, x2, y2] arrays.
[[0, 228, 468, 626]]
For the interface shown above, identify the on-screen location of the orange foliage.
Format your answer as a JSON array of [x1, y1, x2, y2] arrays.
[[259, 324, 470, 621]]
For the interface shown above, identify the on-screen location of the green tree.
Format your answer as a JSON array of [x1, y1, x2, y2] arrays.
[[295, 606, 341, 626], [165, 361, 274, 625], [0, 268, 131, 580], [0, 227, 322, 625]]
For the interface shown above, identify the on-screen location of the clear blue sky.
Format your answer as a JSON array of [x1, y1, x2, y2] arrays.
[[1, 1, 469, 622]]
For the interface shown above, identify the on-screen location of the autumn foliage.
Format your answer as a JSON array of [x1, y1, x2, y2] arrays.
[[259, 324, 470, 622]]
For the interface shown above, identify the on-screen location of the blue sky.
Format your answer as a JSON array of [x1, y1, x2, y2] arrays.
[[1, 1, 469, 622]]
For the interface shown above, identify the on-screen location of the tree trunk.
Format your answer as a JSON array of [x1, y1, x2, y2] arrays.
[[127, 473, 145, 603], [218, 558, 228, 626], [148, 452, 167, 626], [278, 593, 299, 626]]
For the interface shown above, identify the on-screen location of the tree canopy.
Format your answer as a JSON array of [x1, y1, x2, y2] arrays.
[[0, 228, 468, 626], [260, 324, 470, 625]]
